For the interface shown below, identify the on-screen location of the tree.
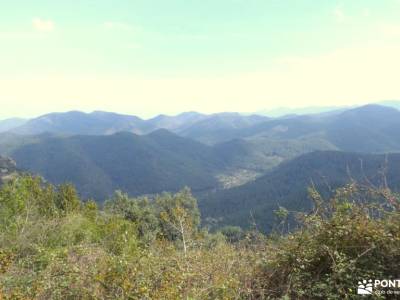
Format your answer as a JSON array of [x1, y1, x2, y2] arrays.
[[219, 226, 244, 243], [105, 191, 159, 243], [55, 183, 80, 214], [156, 188, 200, 256]]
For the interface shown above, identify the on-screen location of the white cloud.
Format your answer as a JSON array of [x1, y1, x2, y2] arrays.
[[32, 18, 55, 32]]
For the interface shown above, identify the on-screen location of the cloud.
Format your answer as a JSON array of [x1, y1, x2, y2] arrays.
[[103, 21, 132, 31], [32, 18, 55, 32]]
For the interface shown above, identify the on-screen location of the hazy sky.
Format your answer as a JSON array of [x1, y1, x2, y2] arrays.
[[1, 0, 400, 119]]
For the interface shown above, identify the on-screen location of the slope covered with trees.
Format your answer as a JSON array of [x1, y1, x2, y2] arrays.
[[0, 118, 27, 133], [11, 130, 225, 200], [3, 104, 400, 206], [200, 151, 400, 232]]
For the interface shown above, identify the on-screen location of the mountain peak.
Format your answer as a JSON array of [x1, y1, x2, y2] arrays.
[[339, 104, 400, 118], [147, 128, 178, 138]]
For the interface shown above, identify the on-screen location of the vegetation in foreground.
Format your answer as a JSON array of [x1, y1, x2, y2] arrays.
[[0, 176, 399, 299]]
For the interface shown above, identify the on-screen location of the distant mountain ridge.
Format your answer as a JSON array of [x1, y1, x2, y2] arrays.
[[12, 111, 146, 135], [9, 110, 270, 140], [5, 100, 400, 140], [255, 100, 400, 117], [4, 99, 400, 136], [0, 118, 27, 133], [256, 105, 350, 118]]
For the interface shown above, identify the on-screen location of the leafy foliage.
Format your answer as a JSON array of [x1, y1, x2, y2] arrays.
[[253, 183, 400, 299], [0, 175, 399, 299], [0, 176, 256, 299]]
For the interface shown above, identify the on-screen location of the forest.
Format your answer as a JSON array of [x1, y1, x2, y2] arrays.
[[1, 175, 399, 299]]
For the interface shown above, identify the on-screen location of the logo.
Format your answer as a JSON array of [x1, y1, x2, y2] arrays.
[[356, 279, 400, 296], [357, 279, 373, 295]]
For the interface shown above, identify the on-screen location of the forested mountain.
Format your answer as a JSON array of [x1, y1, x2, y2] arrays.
[[254, 100, 400, 118], [9, 110, 269, 138], [146, 112, 207, 132], [200, 151, 400, 232], [256, 105, 349, 118], [213, 135, 336, 175], [8, 105, 400, 152], [11, 111, 147, 135], [11, 130, 225, 200], [3, 104, 400, 210], [227, 105, 400, 150], [0, 132, 48, 155], [0, 118, 27, 133], [203, 105, 400, 177], [323, 105, 400, 152], [178, 113, 270, 144]]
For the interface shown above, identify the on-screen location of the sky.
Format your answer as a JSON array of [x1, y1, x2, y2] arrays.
[[0, 0, 400, 119]]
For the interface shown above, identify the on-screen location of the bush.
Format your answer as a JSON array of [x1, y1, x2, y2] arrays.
[[253, 184, 400, 299], [1, 176, 399, 299]]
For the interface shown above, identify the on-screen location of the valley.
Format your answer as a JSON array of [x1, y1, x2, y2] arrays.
[[2, 103, 400, 232]]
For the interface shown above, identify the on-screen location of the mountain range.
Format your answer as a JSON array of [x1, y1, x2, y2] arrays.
[[2, 103, 400, 230], [6, 110, 269, 140], [254, 100, 400, 117]]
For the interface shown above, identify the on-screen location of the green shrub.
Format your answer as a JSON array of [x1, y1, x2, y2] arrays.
[[253, 184, 400, 299], [1, 176, 399, 299]]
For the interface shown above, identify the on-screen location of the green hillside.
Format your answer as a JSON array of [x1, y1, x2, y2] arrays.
[[11, 130, 225, 200], [200, 151, 400, 232]]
